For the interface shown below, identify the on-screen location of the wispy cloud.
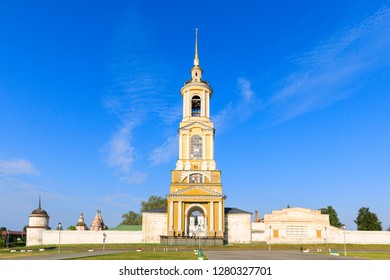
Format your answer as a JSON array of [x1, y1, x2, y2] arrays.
[[213, 77, 261, 131], [270, 5, 390, 122], [153, 103, 182, 124], [149, 136, 178, 166], [102, 12, 179, 183], [104, 120, 147, 184], [0, 158, 38, 176], [103, 192, 144, 208]]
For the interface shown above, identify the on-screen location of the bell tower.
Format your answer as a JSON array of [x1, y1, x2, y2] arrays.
[[167, 29, 226, 239]]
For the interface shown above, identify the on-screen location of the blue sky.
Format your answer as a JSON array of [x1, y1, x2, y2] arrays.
[[0, 0, 389, 231]]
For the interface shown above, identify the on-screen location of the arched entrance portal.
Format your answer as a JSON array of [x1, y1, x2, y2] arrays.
[[186, 204, 207, 237]]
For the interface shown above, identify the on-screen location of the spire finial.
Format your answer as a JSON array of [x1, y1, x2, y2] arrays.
[[194, 28, 199, 66], [38, 194, 41, 209]]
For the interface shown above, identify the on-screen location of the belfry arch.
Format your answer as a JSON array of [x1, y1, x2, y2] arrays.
[[191, 95, 201, 117]]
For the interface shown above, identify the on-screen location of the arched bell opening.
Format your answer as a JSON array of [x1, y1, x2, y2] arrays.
[[191, 95, 201, 117]]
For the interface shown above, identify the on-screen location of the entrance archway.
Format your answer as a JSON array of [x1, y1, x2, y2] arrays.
[[186, 204, 208, 237]]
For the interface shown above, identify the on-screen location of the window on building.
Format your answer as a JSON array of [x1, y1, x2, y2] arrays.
[[273, 229, 279, 238], [286, 226, 308, 237], [189, 173, 203, 183], [191, 96, 201, 117], [190, 135, 202, 159]]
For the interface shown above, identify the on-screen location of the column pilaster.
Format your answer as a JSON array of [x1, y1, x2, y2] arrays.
[[178, 201, 182, 234]]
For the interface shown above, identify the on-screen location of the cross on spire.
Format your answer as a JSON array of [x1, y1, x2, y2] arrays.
[[194, 28, 199, 66]]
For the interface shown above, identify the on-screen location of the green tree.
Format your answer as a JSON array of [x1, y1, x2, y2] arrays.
[[120, 211, 142, 225], [0, 227, 5, 247], [354, 207, 382, 231], [319, 206, 342, 228], [141, 195, 167, 212], [119, 196, 167, 226], [67, 225, 76, 230]]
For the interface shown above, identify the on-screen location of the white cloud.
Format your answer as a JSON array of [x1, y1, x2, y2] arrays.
[[149, 136, 178, 166], [154, 103, 182, 124], [237, 77, 254, 103], [105, 120, 147, 184], [213, 77, 260, 131], [103, 192, 143, 208], [270, 6, 390, 122], [102, 13, 177, 183], [0, 159, 38, 176], [106, 122, 136, 173]]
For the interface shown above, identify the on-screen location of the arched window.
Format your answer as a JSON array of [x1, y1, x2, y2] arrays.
[[189, 173, 203, 183], [190, 135, 202, 159], [191, 96, 201, 117]]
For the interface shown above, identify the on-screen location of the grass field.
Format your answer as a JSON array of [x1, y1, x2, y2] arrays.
[[73, 251, 202, 260], [338, 252, 390, 260]]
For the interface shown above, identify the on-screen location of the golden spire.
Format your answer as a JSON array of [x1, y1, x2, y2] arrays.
[[194, 28, 199, 66]]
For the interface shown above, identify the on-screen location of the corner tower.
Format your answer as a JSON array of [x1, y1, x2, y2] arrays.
[[167, 29, 226, 240], [26, 196, 50, 246]]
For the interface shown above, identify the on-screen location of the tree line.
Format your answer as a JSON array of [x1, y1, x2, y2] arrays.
[[320, 206, 383, 230]]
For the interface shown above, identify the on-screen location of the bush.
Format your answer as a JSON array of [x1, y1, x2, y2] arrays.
[[9, 241, 26, 248]]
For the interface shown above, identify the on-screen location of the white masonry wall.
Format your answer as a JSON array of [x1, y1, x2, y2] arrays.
[[251, 222, 265, 242], [249, 223, 390, 245], [142, 212, 167, 243], [226, 213, 252, 244], [39, 230, 142, 245], [328, 227, 390, 244]]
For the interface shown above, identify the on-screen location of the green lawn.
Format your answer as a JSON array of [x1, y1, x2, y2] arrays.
[[342, 252, 390, 260], [73, 251, 202, 260]]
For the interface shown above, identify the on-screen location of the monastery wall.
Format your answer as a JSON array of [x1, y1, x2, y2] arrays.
[[249, 208, 390, 245], [27, 225, 390, 246], [327, 227, 390, 244], [249, 223, 390, 245], [142, 212, 167, 243], [225, 213, 252, 243], [27, 230, 142, 246], [251, 222, 266, 242]]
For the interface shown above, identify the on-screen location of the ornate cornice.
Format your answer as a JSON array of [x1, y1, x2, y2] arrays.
[[168, 185, 226, 199], [179, 121, 214, 132], [168, 194, 226, 200], [180, 82, 213, 95]]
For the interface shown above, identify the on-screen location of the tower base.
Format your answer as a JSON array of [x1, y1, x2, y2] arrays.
[[160, 236, 224, 246]]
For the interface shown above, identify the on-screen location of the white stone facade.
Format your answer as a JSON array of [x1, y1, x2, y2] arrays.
[[225, 213, 252, 243], [262, 207, 330, 244], [327, 227, 390, 244], [142, 212, 167, 243], [250, 207, 390, 245]]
